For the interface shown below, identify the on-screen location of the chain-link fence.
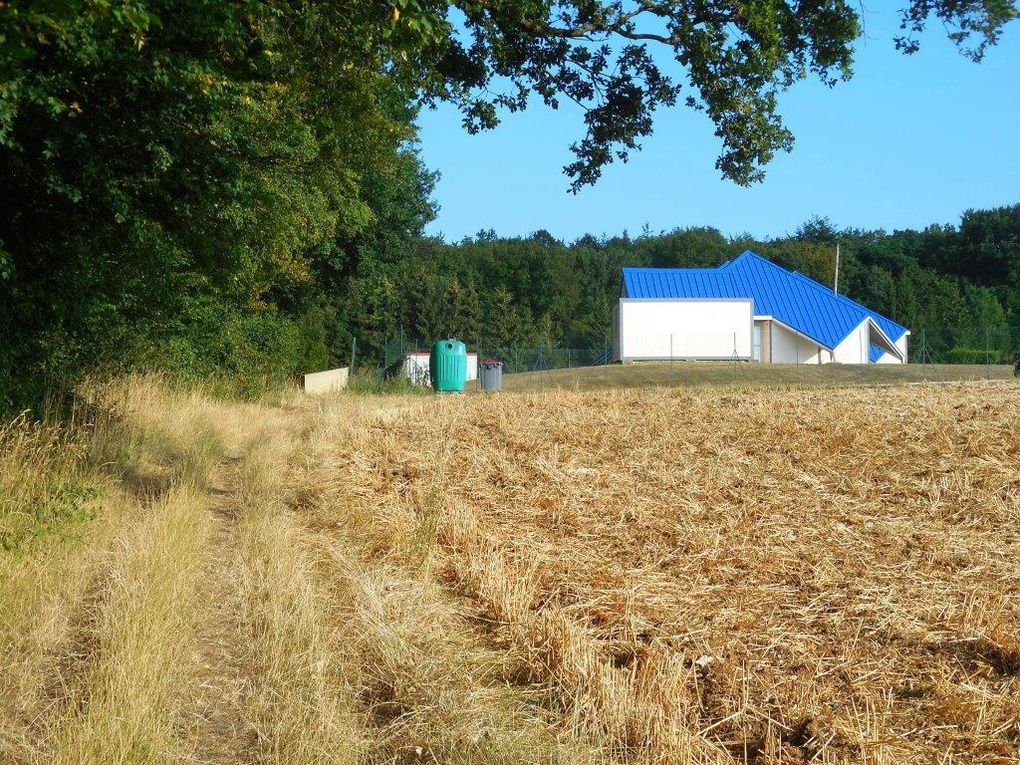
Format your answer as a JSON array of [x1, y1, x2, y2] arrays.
[[909, 327, 1020, 365], [377, 331, 614, 377], [471, 347, 612, 374]]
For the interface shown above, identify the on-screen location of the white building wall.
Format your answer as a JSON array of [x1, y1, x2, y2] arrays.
[[831, 319, 870, 364], [616, 299, 753, 361], [612, 302, 622, 362], [770, 322, 825, 364]]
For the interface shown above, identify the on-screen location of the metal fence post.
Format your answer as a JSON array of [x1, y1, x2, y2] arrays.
[[605, 332, 610, 387], [985, 326, 990, 378], [670, 333, 675, 384]]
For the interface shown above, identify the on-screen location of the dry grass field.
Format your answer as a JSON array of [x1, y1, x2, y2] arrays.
[[2, 377, 1019, 764]]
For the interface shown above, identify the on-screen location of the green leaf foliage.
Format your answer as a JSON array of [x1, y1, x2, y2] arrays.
[[414, 1, 1016, 189], [0, 0, 432, 408]]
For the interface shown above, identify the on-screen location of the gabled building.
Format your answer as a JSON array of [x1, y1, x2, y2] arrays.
[[613, 251, 909, 364]]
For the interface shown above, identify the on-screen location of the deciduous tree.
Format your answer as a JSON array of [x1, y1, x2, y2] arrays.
[[400, 0, 1017, 188]]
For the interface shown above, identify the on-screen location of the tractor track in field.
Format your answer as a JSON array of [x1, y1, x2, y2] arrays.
[[185, 455, 258, 765]]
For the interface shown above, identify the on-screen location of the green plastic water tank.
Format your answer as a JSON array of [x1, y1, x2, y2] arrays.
[[430, 338, 467, 393]]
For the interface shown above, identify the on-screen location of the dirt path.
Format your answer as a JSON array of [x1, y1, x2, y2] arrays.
[[185, 455, 256, 765]]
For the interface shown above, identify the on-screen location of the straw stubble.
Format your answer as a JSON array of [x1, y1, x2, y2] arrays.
[[309, 383, 1020, 764]]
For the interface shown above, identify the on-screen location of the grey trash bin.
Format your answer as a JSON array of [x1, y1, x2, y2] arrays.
[[480, 358, 503, 392]]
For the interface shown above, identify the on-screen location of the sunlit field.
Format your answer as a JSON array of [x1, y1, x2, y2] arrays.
[[3, 378, 1018, 764], [309, 382, 1020, 764]]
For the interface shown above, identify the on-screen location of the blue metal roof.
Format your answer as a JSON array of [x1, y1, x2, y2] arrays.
[[622, 251, 908, 353], [622, 268, 742, 300]]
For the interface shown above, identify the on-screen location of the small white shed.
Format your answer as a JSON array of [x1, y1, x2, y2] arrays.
[[404, 351, 478, 386]]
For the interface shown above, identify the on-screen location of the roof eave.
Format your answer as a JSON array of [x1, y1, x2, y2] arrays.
[[864, 317, 905, 361]]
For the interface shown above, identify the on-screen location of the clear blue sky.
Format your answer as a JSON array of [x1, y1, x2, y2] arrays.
[[417, 8, 1020, 243]]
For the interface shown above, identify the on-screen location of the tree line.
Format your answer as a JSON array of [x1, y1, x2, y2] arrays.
[[337, 207, 1020, 366]]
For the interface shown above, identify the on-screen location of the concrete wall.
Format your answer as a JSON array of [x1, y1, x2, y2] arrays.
[[770, 322, 825, 364], [615, 299, 753, 361], [303, 367, 349, 395]]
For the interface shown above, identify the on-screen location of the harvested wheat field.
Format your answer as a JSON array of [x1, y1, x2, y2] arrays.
[[3, 378, 1019, 765], [304, 382, 1020, 765]]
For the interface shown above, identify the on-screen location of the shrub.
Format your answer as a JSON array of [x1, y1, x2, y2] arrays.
[[945, 346, 991, 364]]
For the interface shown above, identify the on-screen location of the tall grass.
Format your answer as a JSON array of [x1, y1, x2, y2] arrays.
[[233, 433, 364, 765], [1, 374, 375, 765], [47, 485, 209, 765], [0, 406, 116, 761], [0, 375, 233, 764], [345, 369, 431, 396], [0, 413, 99, 554]]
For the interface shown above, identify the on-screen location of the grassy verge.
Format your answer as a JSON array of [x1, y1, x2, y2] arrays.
[[497, 361, 1017, 392], [0, 376, 232, 763], [345, 369, 431, 396], [47, 485, 210, 765], [0, 413, 102, 554], [0, 375, 379, 764]]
